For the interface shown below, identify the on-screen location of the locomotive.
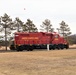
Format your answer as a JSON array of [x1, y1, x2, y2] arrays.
[[10, 32, 69, 51]]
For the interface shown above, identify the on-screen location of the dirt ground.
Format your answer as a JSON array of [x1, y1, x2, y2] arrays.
[[0, 49, 76, 75]]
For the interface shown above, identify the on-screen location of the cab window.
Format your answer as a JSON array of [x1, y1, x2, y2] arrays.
[[54, 35, 59, 38]]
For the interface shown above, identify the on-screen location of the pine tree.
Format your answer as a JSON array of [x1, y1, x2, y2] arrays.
[[14, 17, 23, 32], [23, 19, 38, 32], [40, 19, 54, 32], [0, 13, 14, 50], [57, 21, 71, 37]]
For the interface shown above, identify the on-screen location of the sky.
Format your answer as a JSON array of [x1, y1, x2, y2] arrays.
[[0, 0, 76, 34]]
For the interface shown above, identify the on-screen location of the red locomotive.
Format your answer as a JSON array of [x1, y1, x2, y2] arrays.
[[10, 32, 69, 51]]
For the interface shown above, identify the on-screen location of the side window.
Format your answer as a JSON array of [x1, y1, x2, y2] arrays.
[[15, 34, 19, 37], [54, 35, 59, 38]]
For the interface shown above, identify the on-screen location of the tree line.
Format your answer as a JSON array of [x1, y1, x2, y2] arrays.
[[0, 13, 73, 50]]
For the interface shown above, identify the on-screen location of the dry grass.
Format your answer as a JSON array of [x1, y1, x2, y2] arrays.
[[0, 46, 10, 50], [69, 44, 76, 49], [0, 49, 76, 75]]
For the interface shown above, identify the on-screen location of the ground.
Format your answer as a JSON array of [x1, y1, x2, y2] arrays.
[[0, 49, 76, 75]]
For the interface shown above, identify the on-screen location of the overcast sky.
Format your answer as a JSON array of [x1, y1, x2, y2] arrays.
[[0, 0, 76, 34]]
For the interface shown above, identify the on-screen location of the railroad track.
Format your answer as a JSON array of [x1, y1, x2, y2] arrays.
[[0, 48, 76, 53]]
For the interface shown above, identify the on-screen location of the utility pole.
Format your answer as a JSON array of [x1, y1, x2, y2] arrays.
[[47, 26, 49, 51]]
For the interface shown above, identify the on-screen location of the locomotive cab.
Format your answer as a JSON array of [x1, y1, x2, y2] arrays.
[[51, 32, 69, 49]]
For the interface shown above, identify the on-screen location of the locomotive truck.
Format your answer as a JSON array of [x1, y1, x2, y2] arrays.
[[10, 32, 69, 51]]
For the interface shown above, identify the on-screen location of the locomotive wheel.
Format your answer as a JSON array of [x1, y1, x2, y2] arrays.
[[65, 45, 69, 49], [10, 45, 15, 50], [30, 47, 33, 51], [16, 46, 23, 51], [16, 47, 20, 51], [26, 45, 30, 51], [29, 46, 34, 51], [60, 45, 64, 49], [53, 44, 56, 50], [56, 45, 60, 50]]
